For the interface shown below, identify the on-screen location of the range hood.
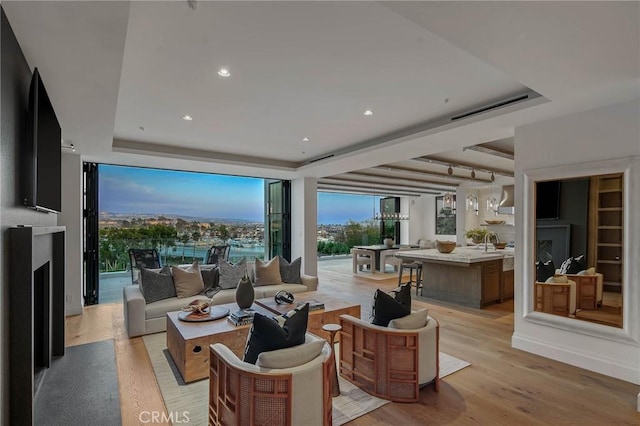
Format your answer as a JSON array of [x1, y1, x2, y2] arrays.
[[497, 185, 515, 215]]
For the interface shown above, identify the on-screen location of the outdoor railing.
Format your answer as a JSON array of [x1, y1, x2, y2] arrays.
[[99, 238, 265, 273]]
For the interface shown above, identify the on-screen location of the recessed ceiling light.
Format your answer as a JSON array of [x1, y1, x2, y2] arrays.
[[302, 137, 310, 142], [217, 68, 230, 77], [363, 110, 374, 116], [182, 115, 193, 121]]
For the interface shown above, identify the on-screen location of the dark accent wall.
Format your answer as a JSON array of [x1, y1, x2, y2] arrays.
[[536, 178, 589, 262], [558, 179, 589, 258], [1, 7, 57, 424]]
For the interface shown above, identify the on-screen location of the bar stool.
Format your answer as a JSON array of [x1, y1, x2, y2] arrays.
[[398, 260, 423, 296]]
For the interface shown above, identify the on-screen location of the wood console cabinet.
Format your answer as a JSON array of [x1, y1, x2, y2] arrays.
[[481, 260, 502, 306], [502, 270, 515, 301]]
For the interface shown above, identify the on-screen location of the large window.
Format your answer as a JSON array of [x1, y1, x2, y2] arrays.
[[435, 195, 456, 235], [95, 164, 266, 303]]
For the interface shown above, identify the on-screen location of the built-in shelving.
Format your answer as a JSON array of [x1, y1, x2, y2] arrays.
[[588, 174, 623, 292]]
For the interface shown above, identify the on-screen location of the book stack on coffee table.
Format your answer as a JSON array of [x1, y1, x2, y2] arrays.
[[227, 308, 256, 326]]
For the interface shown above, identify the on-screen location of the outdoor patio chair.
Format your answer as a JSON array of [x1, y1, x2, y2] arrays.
[[204, 244, 231, 265], [128, 248, 161, 284]]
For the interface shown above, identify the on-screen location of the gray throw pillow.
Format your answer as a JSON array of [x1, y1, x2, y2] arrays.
[[200, 267, 219, 290], [139, 266, 175, 304], [278, 256, 302, 284], [218, 258, 247, 290]]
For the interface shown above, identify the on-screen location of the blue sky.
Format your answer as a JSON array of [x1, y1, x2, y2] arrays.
[[99, 164, 379, 224]]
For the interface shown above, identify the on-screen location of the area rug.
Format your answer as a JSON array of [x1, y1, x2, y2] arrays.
[[34, 339, 121, 425], [144, 333, 470, 425]]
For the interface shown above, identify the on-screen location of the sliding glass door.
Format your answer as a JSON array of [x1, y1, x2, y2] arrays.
[[265, 180, 291, 260]]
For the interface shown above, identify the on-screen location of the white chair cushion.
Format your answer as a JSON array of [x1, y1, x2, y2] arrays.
[[256, 340, 325, 369], [389, 308, 429, 330]]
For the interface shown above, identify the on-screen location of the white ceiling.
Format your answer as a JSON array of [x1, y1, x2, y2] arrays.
[[3, 1, 639, 183]]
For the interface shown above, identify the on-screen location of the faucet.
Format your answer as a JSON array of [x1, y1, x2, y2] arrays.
[[484, 232, 499, 252]]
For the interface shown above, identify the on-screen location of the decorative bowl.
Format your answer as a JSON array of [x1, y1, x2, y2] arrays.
[[484, 220, 506, 225], [493, 242, 507, 250], [436, 240, 456, 253]]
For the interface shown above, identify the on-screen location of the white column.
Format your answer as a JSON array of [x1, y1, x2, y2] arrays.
[[291, 177, 318, 276], [59, 153, 83, 316]]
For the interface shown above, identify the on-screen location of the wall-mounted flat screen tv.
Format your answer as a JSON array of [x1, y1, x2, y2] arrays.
[[536, 180, 561, 220], [23, 68, 61, 214]]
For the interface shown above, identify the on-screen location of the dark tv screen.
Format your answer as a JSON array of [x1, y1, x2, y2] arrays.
[[536, 181, 560, 220], [24, 68, 61, 214]]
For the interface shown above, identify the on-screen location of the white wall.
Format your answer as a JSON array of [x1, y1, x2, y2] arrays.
[[512, 100, 640, 385], [291, 177, 318, 276], [59, 153, 83, 316]]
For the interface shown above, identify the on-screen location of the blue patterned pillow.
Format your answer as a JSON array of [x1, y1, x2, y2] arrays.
[[278, 256, 302, 284]]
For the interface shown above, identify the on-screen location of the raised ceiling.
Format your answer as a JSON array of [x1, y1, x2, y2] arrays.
[[3, 1, 638, 184]]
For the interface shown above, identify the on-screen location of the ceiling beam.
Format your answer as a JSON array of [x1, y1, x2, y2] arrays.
[[338, 172, 453, 191], [373, 164, 487, 183], [463, 144, 514, 160], [349, 170, 455, 187], [322, 176, 450, 193], [415, 155, 514, 177], [317, 184, 428, 197]]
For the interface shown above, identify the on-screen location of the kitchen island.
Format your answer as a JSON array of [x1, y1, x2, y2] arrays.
[[395, 247, 514, 308]]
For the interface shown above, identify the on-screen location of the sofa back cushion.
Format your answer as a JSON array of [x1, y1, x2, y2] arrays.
[[254, 257, 283, 287], [218, 258, 247, 289], [139, 266, 175, 304], [278, 256, 302, 284], [172, 262, 204, 298]]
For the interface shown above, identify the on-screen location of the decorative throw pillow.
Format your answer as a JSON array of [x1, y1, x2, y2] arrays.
[[243, 303, 309, 364], [546, 274, 569, 283], [172, 262, 205, 298], [139, 266, 175, 304], [218, 258, 247, 290], [254, 257, 283, 287], [564, 255, 587, 274], [577, 267, 596, 276], [200, 267, 219, 290], [370, 289, 411, 327], [256, 339, 325, 369], [536, 260, 555, 282], [389, 308, 429, 330], [391, 283, 411, 309], [278, 256, 302, 284]]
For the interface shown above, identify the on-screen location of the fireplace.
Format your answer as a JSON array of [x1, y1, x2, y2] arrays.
[[536, 224, 571, 267], [9, 226, 65, 424], [33, 261, 52, 390]]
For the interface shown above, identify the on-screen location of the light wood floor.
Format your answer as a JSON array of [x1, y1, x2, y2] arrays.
[[65, 270, 640, 425]]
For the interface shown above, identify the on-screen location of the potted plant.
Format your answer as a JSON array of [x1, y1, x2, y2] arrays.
[[465, 228, 488, 245]]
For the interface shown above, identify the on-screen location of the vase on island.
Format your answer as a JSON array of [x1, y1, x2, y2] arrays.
[[383, 237, 394, 248], [235, 270, 254, 309]]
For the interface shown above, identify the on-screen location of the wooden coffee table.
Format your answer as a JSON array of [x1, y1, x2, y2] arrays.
[[166, 302, 273, 383], [255, 291, 361, 342]]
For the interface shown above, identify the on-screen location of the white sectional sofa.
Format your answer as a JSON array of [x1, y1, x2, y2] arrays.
[[123, 261, 318, 337]]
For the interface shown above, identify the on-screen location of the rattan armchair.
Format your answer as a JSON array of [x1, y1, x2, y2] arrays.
[[209, 333, 333, 426], [534, 279, 577, 316], [338, 314, 439, 402]]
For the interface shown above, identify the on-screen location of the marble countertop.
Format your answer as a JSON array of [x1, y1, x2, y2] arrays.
[[395, 247, 514, 266]]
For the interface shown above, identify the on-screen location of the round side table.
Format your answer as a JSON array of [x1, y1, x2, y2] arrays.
[[322, 323, 342, 397]]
